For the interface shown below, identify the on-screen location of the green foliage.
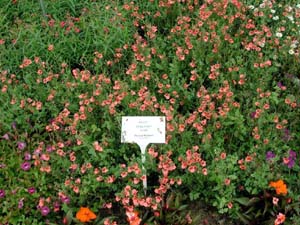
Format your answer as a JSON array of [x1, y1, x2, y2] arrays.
[[0, 0, 299, 224]]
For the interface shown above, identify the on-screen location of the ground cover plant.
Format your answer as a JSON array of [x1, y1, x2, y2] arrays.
[[0, 0, 300, 224]]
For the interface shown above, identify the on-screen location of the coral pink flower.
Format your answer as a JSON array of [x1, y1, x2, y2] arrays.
[[274, 213, 285, 225]]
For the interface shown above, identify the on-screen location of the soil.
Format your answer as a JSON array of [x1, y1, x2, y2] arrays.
[[189, 202, 240, 225]]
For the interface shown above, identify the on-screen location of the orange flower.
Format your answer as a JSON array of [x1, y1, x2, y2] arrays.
[[76, 207, 97, 223], [269, 179, 288, 196], [126, 210, 141, 225]]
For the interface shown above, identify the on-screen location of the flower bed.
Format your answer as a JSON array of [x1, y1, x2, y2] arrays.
[[0, 0, 299, 224]]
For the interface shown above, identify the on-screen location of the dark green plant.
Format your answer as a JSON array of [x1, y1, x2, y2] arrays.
[[145, 192, 200, 225]]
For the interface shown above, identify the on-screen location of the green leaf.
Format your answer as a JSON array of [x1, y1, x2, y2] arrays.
[[66, 210, 73, 225], [175, 194, 181, 208], [234, 197, 250, 206], [245, 206, 255, 215], [263, 201, 271, 216], [88, 147, 97, 158], [62, 203, 70, 213], [236, 212, 251, 224], [177, 205, 188, 211], [255, 210, 262, 218], [189, 192, 200, 201]]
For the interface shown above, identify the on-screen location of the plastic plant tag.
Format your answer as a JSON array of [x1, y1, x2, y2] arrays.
[[121, 116, 166, 193]]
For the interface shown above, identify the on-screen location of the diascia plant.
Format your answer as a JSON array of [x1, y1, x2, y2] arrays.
[[0, 0, 299, 224]]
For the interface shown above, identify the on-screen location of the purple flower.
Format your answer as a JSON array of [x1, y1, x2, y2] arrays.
[[287, 159, 295, 168], [282, 128, 291, 141], [289, 150, 296, 158], [285, 73, 295, 80], [277, 82, 284, 88], [18, 198, 24, 209], [266, 151, 276, 161], [33, 149, 41, 156], [250, 111, 256, 118], [21, 162, 31, 171], [287, 150, 297, 168], [0, 189, 5, 198], [11, 121, 16, 130], [60, 196, 70, 204], [0, 164, 6, 169], [46, 145, 54, 152], [24, 152, 31, 161], [53, 201, 60, 211], [40, 206, 50, 216], [17, 141, 26, 150], [1, 133, 9, 140], [27, 187, 36, 194]]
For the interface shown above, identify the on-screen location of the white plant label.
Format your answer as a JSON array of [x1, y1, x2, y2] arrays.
[[121, 116, 166, 192], [121, 116, 165, 147]]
